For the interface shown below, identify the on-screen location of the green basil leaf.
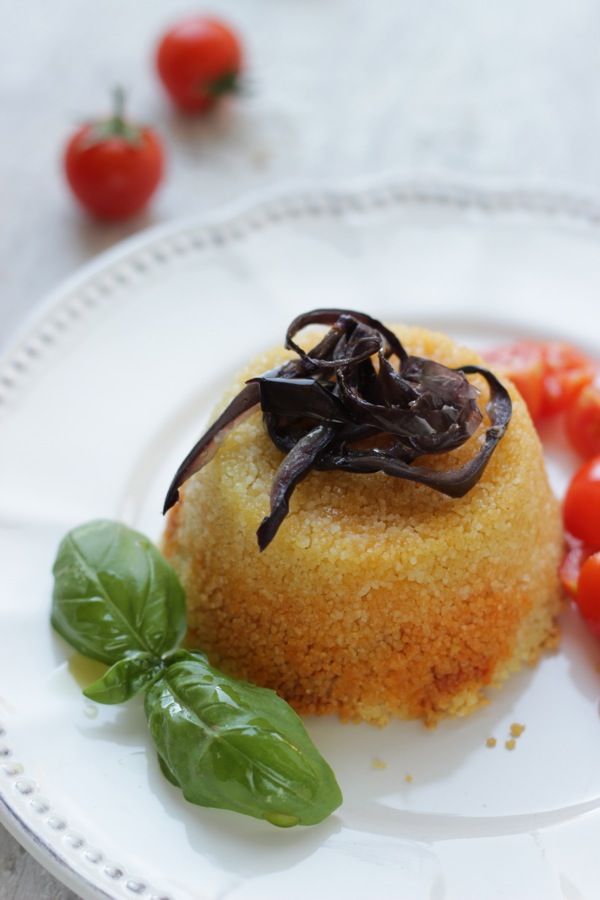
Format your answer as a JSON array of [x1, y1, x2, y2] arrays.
[[157, 753, 180, 787], [83, 654, 162, 704], [51, 520, 186, 664], [145, 655, 343, 827]]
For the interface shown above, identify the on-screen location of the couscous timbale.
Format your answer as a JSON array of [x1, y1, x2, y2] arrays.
[[163, 323, 563, 725]]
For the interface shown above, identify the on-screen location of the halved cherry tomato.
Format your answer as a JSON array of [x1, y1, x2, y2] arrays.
[[538, 343, 595, 417], [563, 456, 600, 547], [565, 383, 600, 459], [484, 342, 545, 420], [156, 17, 243, 113], [560, 535, 595, 598], [576, 552, 600, 637]]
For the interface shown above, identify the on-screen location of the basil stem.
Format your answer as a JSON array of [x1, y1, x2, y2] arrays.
[[145, 653, 342, 827]]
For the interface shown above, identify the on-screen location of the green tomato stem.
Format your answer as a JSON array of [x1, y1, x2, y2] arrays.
[[112, 85, 127, 133]]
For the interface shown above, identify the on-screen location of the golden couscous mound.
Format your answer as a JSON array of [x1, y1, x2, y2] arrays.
[[163, 325, 563, 726]]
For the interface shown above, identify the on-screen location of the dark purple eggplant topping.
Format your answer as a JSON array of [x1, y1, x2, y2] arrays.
[[163, 309, 512, 550]]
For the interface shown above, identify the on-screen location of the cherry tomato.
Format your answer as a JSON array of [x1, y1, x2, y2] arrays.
[[538, 343, 594, 417], [563, 456, 600, 547], [484, 342, 545, 420], [565, 383, 600, 459], [576, 552, 600, 637], [156, 17, 243, 113], [560, 536, 595, 598], [64, 89, 164, 221]]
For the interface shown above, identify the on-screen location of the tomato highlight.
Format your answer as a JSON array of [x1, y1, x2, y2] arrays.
[[560, 536, 596, 598]]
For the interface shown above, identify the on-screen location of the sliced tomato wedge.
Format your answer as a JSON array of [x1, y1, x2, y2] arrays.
[[538, 342, 595, 417], [485, 340, 595, 421], [484, 342, 545, 421]]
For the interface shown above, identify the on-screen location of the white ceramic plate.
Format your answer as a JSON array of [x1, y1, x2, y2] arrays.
[[2, 180, 600, 900]]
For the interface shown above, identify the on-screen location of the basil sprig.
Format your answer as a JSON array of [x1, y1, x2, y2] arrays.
[[51, 520, 342, 827]]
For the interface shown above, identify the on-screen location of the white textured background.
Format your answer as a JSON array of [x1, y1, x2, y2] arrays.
[[1, 0, 599, 896]]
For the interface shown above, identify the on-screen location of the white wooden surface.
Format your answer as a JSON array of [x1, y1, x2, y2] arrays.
[[2, 0, 600, 896]]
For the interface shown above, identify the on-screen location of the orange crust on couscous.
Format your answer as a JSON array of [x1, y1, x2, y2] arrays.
[[163, 325, 563, 726]]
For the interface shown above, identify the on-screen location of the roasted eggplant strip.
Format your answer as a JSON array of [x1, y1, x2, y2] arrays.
[[256, 424, 338, 551], [163, 310, 512, 550], [163, 382, 261, 513]]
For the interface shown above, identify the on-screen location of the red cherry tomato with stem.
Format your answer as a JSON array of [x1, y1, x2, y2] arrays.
[[156, 17, 243, 113], [563, 456, 600, 547], [64, 88, 164, 221]]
